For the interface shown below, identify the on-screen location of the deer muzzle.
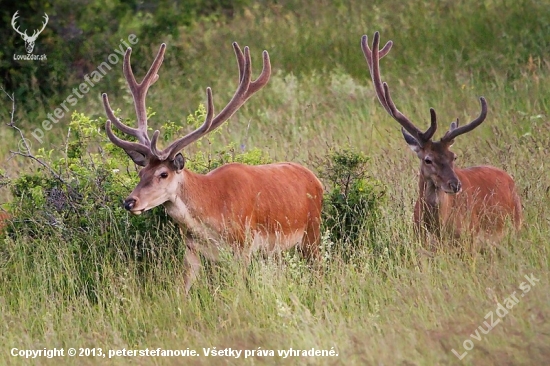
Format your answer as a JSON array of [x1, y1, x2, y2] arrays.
[[124, 197, 137, 211], [448, 180, 462, 194]]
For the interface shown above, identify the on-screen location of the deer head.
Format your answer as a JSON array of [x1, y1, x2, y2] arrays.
[[361, 32, 488, 194], [12, 11, 49, 54], [102, 43, 271, 214]]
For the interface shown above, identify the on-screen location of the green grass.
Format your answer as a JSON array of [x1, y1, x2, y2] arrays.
[[1, 0, 550, 364]]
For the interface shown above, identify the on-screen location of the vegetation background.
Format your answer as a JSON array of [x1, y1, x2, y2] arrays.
[[0, 0, 549, 364]]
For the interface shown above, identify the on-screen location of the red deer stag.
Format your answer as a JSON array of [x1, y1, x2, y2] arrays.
[[361, 32, 522, 244], [102, 43, 323, 293]]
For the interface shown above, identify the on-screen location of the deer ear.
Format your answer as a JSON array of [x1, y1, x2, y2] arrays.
[[126, 151, 148, 166], [401, 128, 421, 153], [172, 153, 185, 172]]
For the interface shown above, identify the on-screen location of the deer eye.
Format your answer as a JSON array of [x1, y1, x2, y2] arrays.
[[424, 157, 433, 165], [159, 172, 169, 179], [453, 154, 458, 161]]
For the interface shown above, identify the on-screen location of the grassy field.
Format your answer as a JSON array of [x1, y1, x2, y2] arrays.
[[1, 0, 549, 364]]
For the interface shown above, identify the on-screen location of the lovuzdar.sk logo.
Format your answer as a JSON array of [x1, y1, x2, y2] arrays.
[[11, 10, 48, 61]]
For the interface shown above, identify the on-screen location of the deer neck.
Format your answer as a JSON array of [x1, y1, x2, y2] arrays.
[[162, 169, 221, 236], [418, 174, 449, 229]]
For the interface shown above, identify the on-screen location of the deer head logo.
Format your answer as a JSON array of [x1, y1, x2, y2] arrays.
[[11, 11, 49, 54]]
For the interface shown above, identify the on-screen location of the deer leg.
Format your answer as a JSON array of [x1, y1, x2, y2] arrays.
[[180, 227, 206, 296], [183, 241, 201, 295], [179, 227, 200, 295], [300, 223, 321, 262]]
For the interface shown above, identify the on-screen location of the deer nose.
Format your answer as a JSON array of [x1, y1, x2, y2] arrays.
[[449, 180, 462, 193], [124, 198, 137, 211]]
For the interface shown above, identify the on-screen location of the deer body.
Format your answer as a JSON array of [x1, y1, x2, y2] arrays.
[[162, 163, 322, 255], [103, 42, 323, 293], [361, 32, 522, 243], [414, 165, 522, 238]]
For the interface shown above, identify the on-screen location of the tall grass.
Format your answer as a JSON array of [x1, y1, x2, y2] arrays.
[[1, 0, 550, 364]]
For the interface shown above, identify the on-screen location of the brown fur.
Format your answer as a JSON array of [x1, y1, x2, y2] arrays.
[[127, 159, 323, 293], [175, 162, 323, 254], [0, 212, 10, 232], [413, 162, 522, 240]]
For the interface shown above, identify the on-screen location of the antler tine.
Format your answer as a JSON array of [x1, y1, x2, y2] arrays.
[[120, 43, 167, 145], [239, 45, 254, 92], [150, 87, 215, 161], [441, 97, 488, 143], [425, 108, 437, 140], [105, 120, 151, 166], [449, 118, 459, 131], [102, 93, 140, 136], [102, 93, 155, 147], [234, 42, 246, 83], [246, 49, 271, 95], [362, 32, 437, 145]]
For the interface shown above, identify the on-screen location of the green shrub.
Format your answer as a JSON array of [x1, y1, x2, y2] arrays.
[[317, 147, 386, 256]]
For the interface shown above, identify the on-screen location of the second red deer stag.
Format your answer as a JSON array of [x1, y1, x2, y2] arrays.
[[102, 43, 323, 293], [361, 32, 522, 243]]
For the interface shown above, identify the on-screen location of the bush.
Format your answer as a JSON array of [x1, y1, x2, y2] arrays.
[[316, 147, 386, 257]]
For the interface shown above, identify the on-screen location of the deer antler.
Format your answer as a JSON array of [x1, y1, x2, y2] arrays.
[[103, 42, 271, 165], [150, 42, 271, 161], [361, 32, 437, 146], [440, 97, 488, 143], [102, 43, 166, 166]]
